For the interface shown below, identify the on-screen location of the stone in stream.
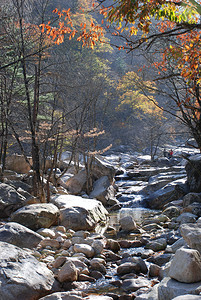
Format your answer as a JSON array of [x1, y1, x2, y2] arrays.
[[51, 195, 108, 231], [145, 238, 167, 252], [0, 222, 44, 249], [57, 261, 78, 283], [0, 241, 58, 300], [119, 215, 138, 232], [39, 291, 85, 299], [117, 262, 141, 275], [146, 178, 188, 209], [121, 276, 150, 292]]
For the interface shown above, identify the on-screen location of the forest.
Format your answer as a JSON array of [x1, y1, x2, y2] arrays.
[[0, 0, 200, 198]]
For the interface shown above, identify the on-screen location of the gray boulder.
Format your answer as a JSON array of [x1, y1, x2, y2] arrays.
[[51, 195, 108, 231], [0, 222, 44, 249], [185, 154, 201, 192], [64, 169, 86, 195], [169, 247, 201, 283], [183, 192, 201, 207], [172, 295, 201, 300], [10, 203, 60, 230], [180, 223, 201, 253], [0, 183, 26, 218], [146, 178, 187, 209], [91, 155, 116, 182], [89, 176, 115, 205], [157, 277, 201, 300], [0, 241, 58, 300]]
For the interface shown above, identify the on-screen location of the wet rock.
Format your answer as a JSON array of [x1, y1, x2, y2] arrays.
[[119, 215, 137, 232], [169, 247, 201, 283], [0, 183, 26, 218], [165, 238, 187, 253], [51, 195, 108, 231], [145, 238, 167, 252], [90, 258, 107, 274], [148, 263, 161, 277], [180, 223, 201, 253], [10, 203, 60, 230], [117, 262, 141, 275], [122, 277, 150, 292], [146, 178, 187, 209], [0, 222, 43, 249], [162, 205, 181, 218], [147, 253, 173, 266], [142, 223, 164, 232], [104, 249, 121, 262], [39, 291, 84, 300], [106, 239, 121, 252], [0, 241, 58, 300], [90, 270, 105, 280]]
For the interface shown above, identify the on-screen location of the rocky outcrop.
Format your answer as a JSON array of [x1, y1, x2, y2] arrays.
[[10, 203, 60, 230], [51, 195, 108, 231], [0, 241, 58, 300]]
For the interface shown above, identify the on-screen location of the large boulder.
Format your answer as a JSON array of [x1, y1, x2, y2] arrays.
[[64, 169, 87, 195], [89, 176, 115, 205], [146, 178, 188, 209], [0, 183, 26, 218], [180, 223, 201, 253], [169, 247, 201, 283], [91, 155, 116, 182], [0, 241, 58, 300], [0, 222, 44, 249], [5, 154, 32, 174], [51, 195, 108, 231], [185, 154, 201, 192], [157, 277, 201, 300], [10, 203, 60, 230]]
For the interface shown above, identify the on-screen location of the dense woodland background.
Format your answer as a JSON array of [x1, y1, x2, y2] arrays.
[[0, 0, 200, 196]]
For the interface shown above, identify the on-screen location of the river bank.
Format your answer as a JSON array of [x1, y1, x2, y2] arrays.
[[0, 148, 201, 299]]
